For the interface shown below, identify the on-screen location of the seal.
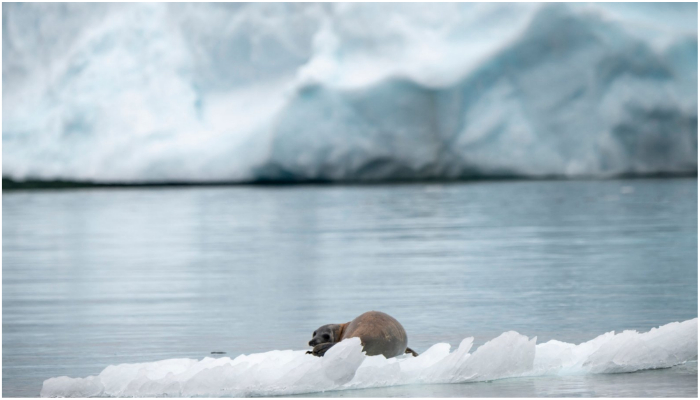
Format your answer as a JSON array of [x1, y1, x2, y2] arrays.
[[307, 311, 419, 358]]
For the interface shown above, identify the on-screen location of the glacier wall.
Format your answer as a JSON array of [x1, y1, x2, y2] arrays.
[[3, 3, 698, 183], [40, 318, 698, 397]]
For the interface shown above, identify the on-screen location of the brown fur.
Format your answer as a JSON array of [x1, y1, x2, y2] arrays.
[[308, 311, 415, 358]]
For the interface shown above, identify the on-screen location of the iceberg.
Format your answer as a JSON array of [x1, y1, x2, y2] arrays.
[[3, 3, 697, 183], [40, 318, 698, 397]]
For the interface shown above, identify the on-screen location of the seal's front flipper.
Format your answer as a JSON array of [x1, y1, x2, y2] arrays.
[[310, 342, 336, 357], [405, 347, 418, 357]]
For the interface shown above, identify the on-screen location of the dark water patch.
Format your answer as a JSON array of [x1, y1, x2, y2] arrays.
[[3, 171, 697, 191]]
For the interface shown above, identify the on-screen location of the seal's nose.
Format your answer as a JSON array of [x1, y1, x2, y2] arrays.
[[308, 340, 315, 347]]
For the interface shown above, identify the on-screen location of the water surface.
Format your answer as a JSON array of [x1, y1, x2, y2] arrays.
[[3, 178, 698, 397]]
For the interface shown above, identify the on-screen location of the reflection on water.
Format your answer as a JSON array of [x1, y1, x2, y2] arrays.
[[3, 178, 698, 397]]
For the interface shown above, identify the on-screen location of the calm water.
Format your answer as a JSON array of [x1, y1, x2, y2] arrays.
[[3, 178, 698, 397]]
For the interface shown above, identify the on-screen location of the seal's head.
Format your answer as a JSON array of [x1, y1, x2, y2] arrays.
[[309, 324, 343, 347]]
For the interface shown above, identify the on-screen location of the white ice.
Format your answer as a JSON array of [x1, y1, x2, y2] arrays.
[[3, 3, 698, 182], [40, 318, 698, 397]]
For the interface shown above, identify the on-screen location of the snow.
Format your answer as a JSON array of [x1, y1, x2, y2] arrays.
[[40, 318, 698, 397]]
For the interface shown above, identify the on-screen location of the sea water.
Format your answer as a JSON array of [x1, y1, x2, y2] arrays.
[[3, 178, 698, 397]]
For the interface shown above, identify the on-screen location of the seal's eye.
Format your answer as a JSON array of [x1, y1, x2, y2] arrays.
[[322, 334, 330, 341], [313, 331, 317, 337]]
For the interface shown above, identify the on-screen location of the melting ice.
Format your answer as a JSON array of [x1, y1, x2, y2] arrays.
[[3, 3, 698, 183], [41, 318, 698, 397]]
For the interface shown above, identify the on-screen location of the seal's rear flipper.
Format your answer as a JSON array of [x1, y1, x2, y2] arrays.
[[405, 347, 418, 357]]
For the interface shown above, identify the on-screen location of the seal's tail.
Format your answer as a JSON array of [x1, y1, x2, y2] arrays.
[[405, 347, 418, 357]]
